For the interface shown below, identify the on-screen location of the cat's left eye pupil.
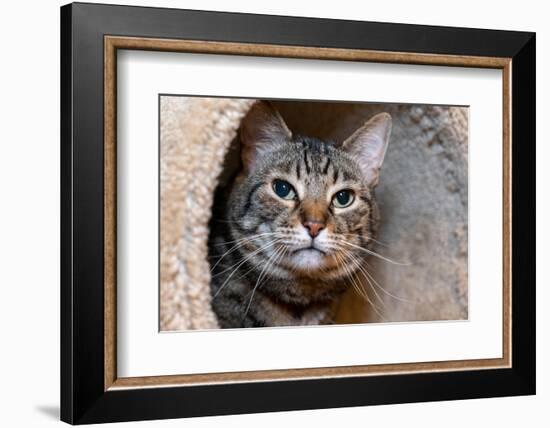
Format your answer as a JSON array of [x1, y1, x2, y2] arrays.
[[273, 180, 293, 198], [336, 190, 351, 205]]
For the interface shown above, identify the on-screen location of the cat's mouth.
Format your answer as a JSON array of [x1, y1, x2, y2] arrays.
[[291, 246, 326, 256]]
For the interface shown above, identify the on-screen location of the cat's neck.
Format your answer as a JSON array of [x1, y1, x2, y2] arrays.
[[246, 273, 350, 307]]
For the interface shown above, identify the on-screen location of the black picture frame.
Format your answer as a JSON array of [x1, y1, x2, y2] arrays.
[[61, 2, 535, 424]]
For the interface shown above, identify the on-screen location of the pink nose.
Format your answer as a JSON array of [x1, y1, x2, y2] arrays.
[[303, 220, 325, 238]]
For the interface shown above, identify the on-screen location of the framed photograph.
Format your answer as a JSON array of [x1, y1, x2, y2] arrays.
[[60, 2, 535, 424]]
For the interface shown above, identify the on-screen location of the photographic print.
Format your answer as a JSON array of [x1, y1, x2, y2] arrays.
[[62, 4, 534, 422], [159, 97, 469, 331]]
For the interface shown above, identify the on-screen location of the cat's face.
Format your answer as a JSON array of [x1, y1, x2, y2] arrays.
[[228, 102, 391, 282]]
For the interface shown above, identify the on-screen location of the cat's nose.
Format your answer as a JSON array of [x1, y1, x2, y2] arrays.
[[303, 220, 325, 238]]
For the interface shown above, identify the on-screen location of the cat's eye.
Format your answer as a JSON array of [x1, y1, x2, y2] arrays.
[[332, 189, 355, 208], [272, 179, 296, 200]]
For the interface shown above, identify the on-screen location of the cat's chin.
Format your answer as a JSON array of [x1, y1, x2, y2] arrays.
[[288, 248, 329, 272]]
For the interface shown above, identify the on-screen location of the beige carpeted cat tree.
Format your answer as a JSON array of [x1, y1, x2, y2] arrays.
[[160, 96, 468, 331]]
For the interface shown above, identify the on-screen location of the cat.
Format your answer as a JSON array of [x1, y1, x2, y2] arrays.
[[208, 101, 391, 328]]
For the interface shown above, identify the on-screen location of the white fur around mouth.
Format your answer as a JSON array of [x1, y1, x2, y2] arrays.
[[289, 247, 328, 270]]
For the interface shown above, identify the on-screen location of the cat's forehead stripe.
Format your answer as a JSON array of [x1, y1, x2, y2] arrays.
[[322, 157, 331, 175], [303, 149, 311, 174]]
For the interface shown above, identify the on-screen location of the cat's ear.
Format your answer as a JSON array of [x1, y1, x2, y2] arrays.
[[342, 113, 392, 187], [240, 101, 292, 172]]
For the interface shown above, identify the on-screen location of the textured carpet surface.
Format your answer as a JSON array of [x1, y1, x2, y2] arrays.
[[160, 97, 468, 330], [160, 97, 254, 330]]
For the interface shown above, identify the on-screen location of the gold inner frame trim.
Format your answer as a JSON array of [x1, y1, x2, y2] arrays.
[[104, 35, 512, 391]]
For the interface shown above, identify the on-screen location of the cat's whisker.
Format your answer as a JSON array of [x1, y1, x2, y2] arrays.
[[230, 245, 288, 291], [344, 264, 370, 302], [367, 237, 391, 247], [334, 252, 361, 295], [352, 270, 385, 320], [210, 240, 262, 267], [361, 259, 412, 303], [211, 239, 284, 299], [210, 218, 243, 225], [242, 245, 288, 318], [335, 242, 411, 304], [231, 262, 261, 284], [344, 250, 389, 309], [209, 233, 280, 272], [349, 275, 385, 318], [342, 233, 391, 248], [333, 248, 385, 319], [212, 232, 279, 247], [212, 237, 282, 278], [337, 239, 410, 266]]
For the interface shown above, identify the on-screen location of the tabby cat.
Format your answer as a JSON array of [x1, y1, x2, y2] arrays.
[[209, 101, 392, 328]]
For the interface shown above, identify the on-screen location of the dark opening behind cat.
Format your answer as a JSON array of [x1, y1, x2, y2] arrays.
[[208, 101, 391, 328]]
